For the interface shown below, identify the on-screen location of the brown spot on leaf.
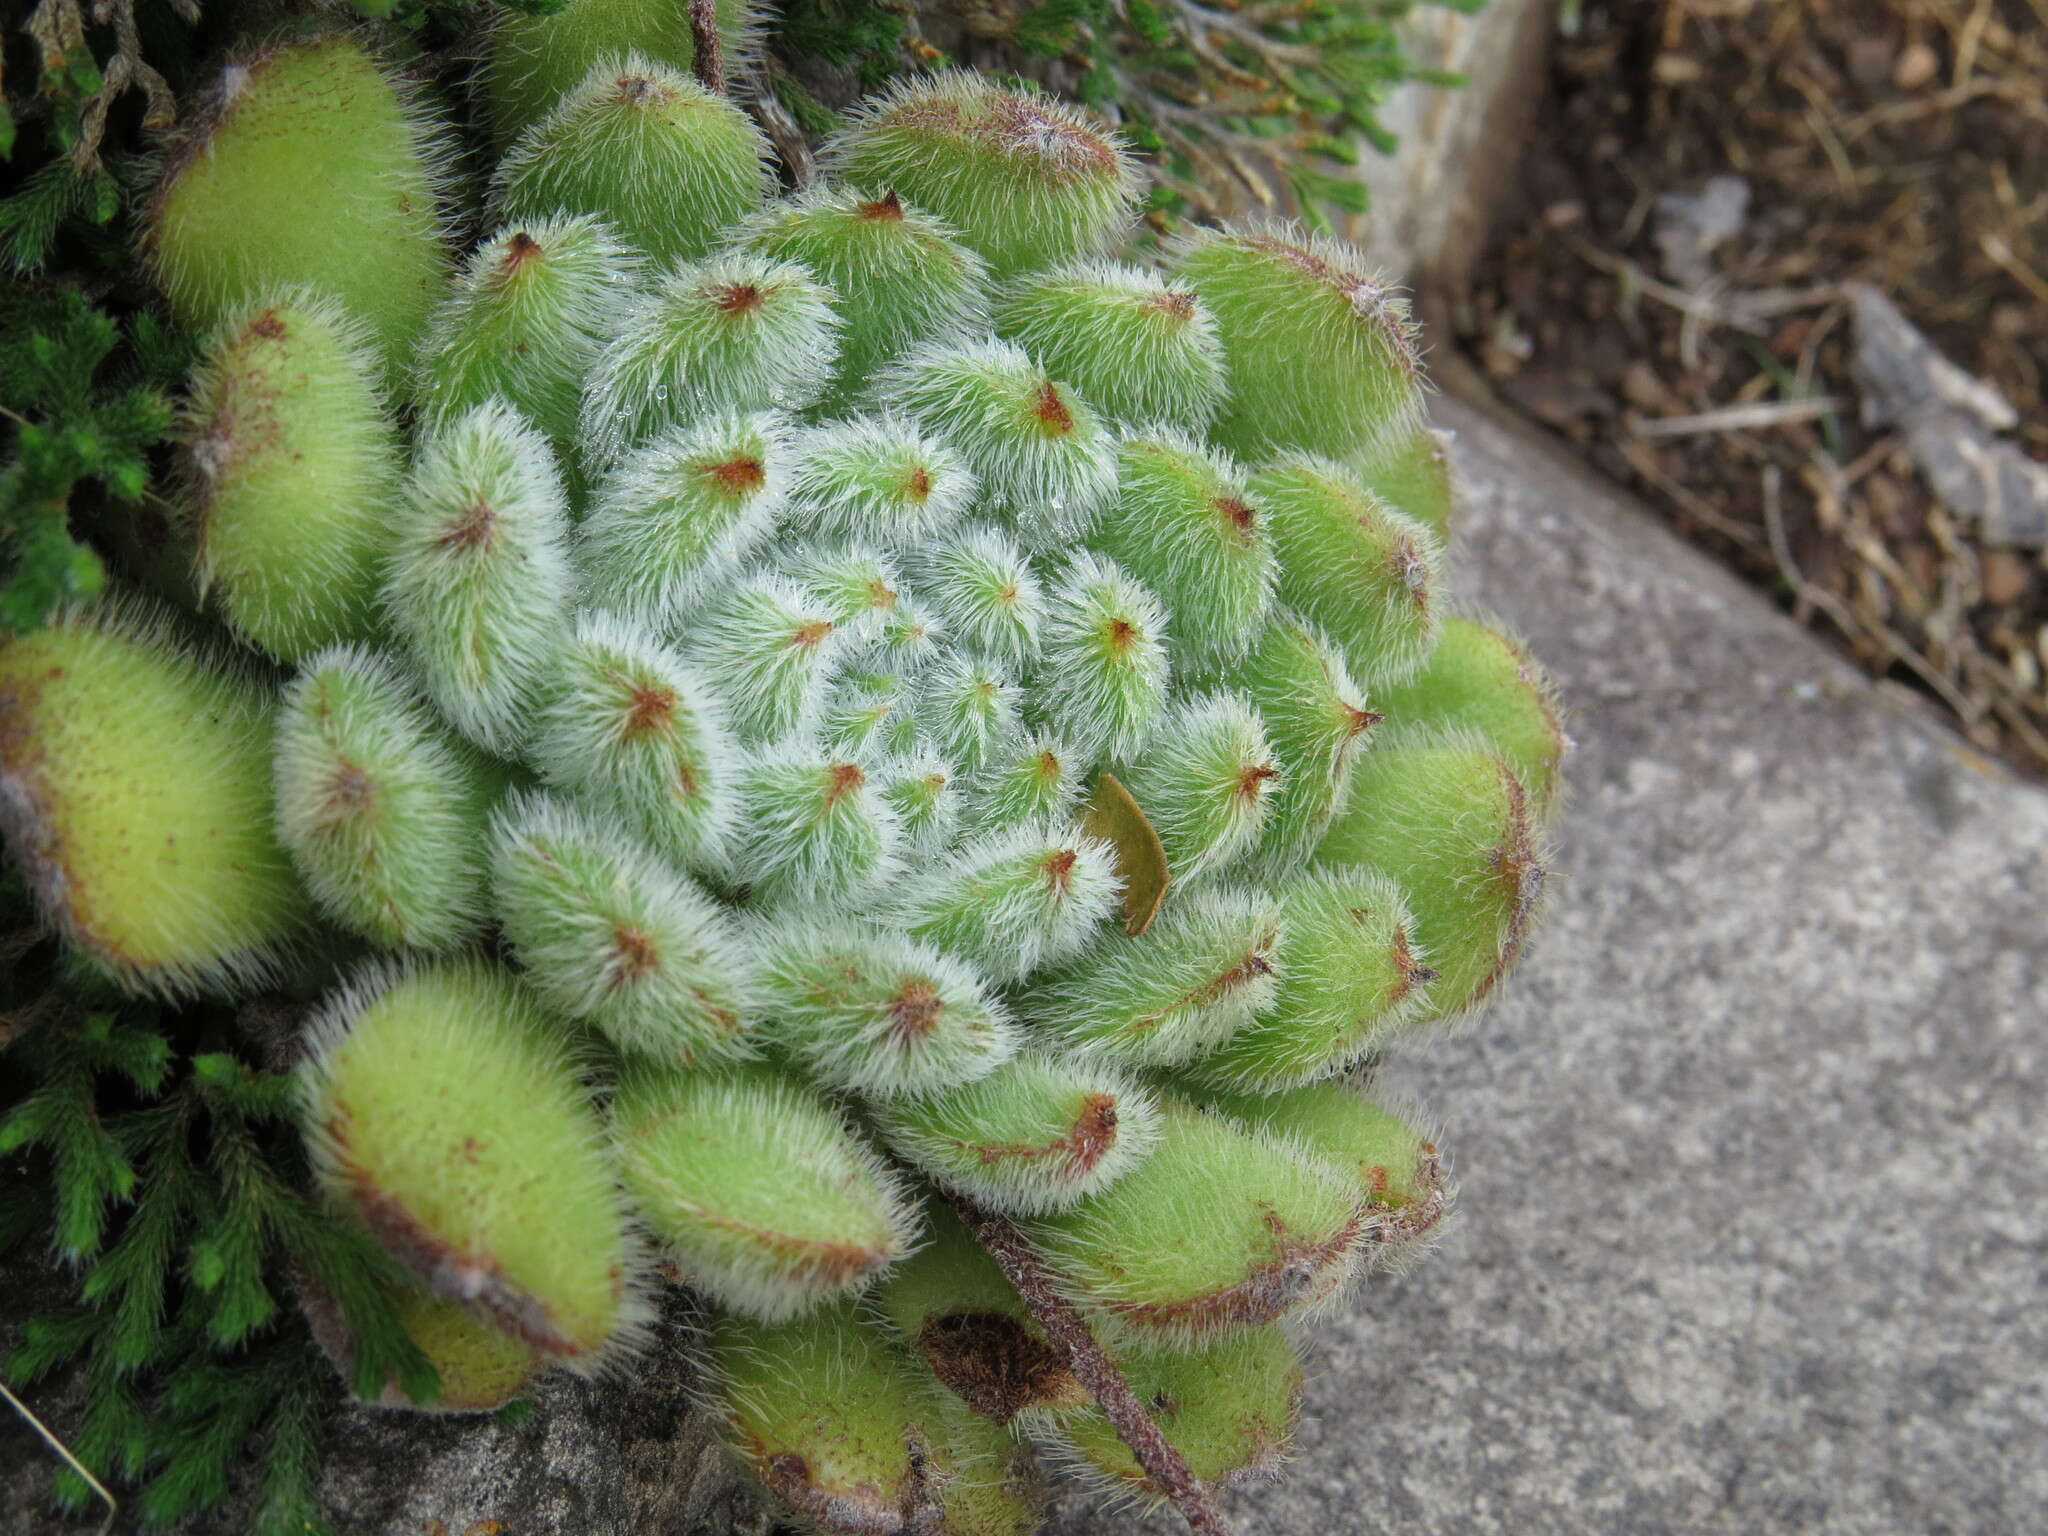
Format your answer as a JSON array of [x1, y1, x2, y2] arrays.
[[791, 618, 834, 648], [903, 463, 932, 502], [1235, 762, 1278, 802], [1040, 847, 1077, 893], [823, 760, 865, 807], [348, 1181, 583, 1359], [1344, 704, 1384, 740], [886, 979, 944, 1044], [1365, 1142, 1450, 1249], [497, 231, 543, 279], [916, 1311, 1085, 1422], [248, 309, 287, 341], [959, 1092, 1119, 1179], [434, 499, 497, 553], [699, 1209, 895, 1292], [890, 89, 1118, 177], [1066, 1091, 1120, 1173], [622, 683, 676, 738], [1238, 233, 1422, 379], [701, 455, 766, 494], [322, 759, 376, 818], [1104, 1200, 1374, 1337], [856, 189, 905, 220], [1146, 288, 1197, 321], [1033, 381, 1073, 434], [1215, 495, 1257, 536], [1128, 942, 1275, 1037], [1469, 763, 1543, 1008], [1391, 536, 1432, 613], [714, 282, 764, 314], [1386, 924, 1439, 1003], [609, 924, 660, 985]]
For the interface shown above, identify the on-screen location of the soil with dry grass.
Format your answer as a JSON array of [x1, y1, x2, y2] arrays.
[[1457, 0, 2048, 774]]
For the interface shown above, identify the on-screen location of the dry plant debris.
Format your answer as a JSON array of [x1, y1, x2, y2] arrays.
[[1463, 0, 2048, 775]]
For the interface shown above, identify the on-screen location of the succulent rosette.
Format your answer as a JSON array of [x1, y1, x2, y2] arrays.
[[0, 23, 1567, 1534]]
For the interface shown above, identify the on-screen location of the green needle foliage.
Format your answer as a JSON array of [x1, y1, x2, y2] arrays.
[[2, 995, 437, 1534], [0, 294, 186, 634], [3, 15, 1547, 1536]]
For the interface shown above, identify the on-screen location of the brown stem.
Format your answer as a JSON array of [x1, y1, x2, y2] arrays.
[[688, 0, 726, 95], [899, 1427, 948, 1534], [943, 1192, 1233, 1536]]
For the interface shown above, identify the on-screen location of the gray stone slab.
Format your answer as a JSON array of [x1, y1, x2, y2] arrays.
[[1346, 0, 1554, 292], [7, 399, 2043, 1534]]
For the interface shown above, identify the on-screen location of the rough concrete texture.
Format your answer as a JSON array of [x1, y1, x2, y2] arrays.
[[7, 398, 2044, 1534]]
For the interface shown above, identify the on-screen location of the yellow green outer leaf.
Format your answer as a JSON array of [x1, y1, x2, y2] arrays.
[[300, 959, 642, 1370], [183, 298, 398, 663], [148, 36, 451, 387], [0, 602, 309, 996]]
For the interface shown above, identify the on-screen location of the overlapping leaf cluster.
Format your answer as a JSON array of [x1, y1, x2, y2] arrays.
[[1, 7, 1553, 1534]]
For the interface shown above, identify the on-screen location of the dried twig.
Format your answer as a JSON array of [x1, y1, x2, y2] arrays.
[[1, 1381, 118, 1536], [0, 993, 59, 1051], [752, 61, 815, 184], [1632, 396, 1847, 438], [1979, 233, 2048, 310], [1561, 231, 1843, 341], [1614, 436, 1765, 550], [1841, 77, 2030, 136], [944, 1192, 1232, 1536], [688, 0, 725, 95], [1761, 464, 1980, 724]]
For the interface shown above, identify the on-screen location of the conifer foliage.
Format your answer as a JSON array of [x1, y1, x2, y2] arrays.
[[2, 11, 1565, 1534]]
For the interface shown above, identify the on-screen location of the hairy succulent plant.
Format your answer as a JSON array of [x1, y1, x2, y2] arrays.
[[0, 37, 1569, 1536]]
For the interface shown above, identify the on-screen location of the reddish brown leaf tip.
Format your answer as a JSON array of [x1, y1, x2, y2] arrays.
[[622, 683, 677, 738], [886, 979, 944, 1043], [433, 499, 497, 553], [1033, 381, 1074, 434], [824, 760, 865, 806]]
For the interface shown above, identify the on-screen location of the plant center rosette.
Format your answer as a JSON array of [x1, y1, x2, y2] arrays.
[[0, 26, 1568, 1536]]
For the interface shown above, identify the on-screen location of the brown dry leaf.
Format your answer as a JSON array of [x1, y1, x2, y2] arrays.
[[1078, 772, 1169, 937]]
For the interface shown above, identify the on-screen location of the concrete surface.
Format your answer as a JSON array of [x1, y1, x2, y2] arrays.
[[7, 397, 2045, 1534]]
